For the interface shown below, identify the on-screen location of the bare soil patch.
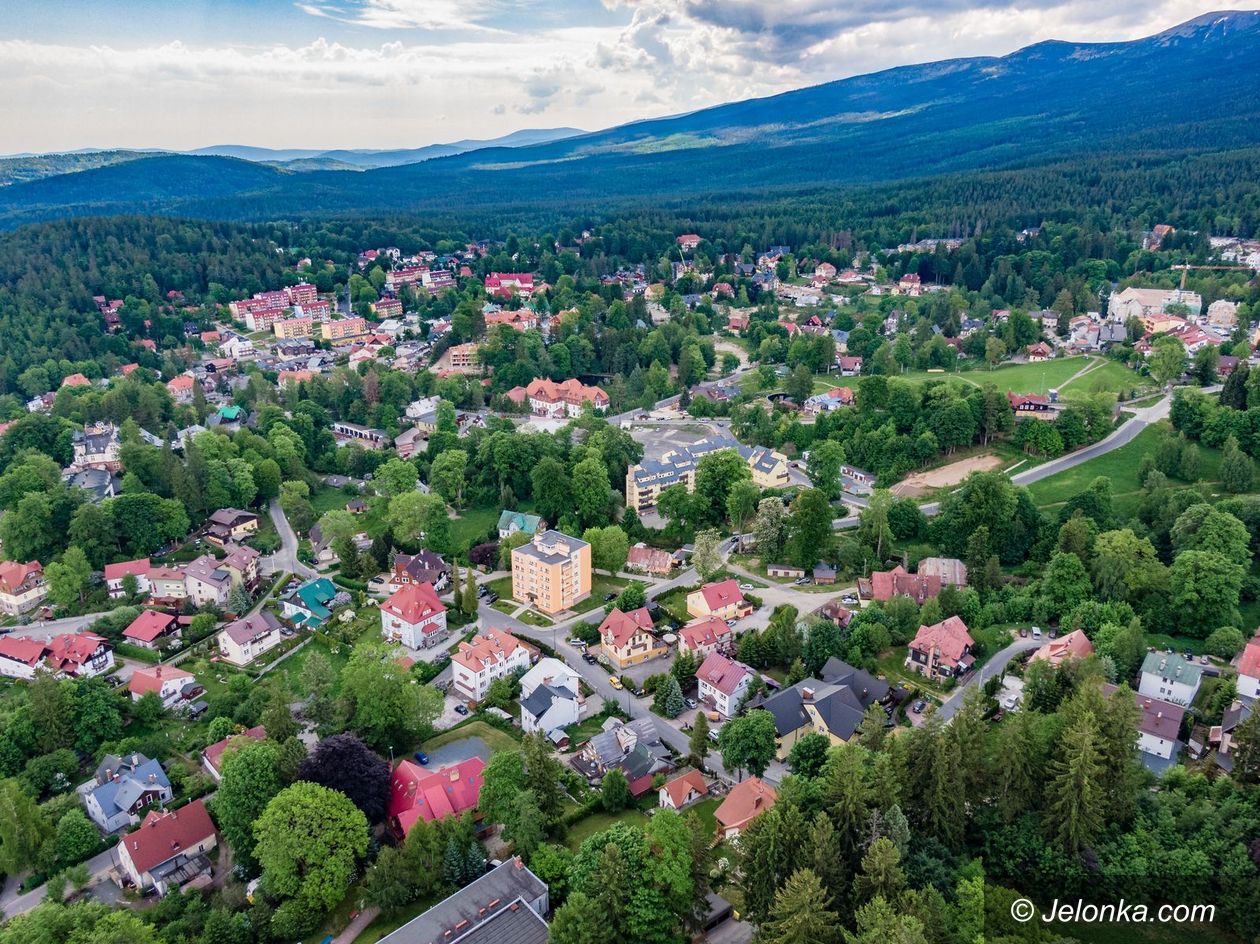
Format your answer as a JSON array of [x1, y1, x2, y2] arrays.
[[891, 453, 1004, 497]]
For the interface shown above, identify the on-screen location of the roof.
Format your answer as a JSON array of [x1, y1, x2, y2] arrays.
[[0, 560, 43, 595], [0, 635, 51, 668], [377, 859, 547, 944], [44, 632, 109, 674], [104, 558, 151, 582], [122, 800, 215, 876], [714, 777, 776, 831], [512, 530, 589, 565], [453, 629, 526, 674], [383, 581, 447, 625], [286, 577, 338, 622], [128, 664, 195, 697], [1031, 629, 1094, 666], [818, 657, 890, 703], [869, 565, 941, 603], [201, 725, 266, 774], [497, 510, 543, 534], [123, 610, 178, 642], [389, 757, 485, 834], [221, 610, 281, 645], [626, 544, 673, 573], [915, 557, 967, 585], [598, 607, 655, 648], [520, 683, 575, 723], [909, 616, 974, 668], [661, 770, 708, 807], [696, 578, 745, 612], [678, 616, 731, 651], [1239, 638, 1260, 680], [92, 756, 170, 817], [1105, 684, 1185, 741], [1141, 652, 1205, 687], [697, 652, 754, 696]]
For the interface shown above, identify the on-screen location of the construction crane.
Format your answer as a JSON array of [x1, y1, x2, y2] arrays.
[[1169, 263, 1252, 291]]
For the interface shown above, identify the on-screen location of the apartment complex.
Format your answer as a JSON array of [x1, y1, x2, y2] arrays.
[[511, 530, 592, 614], [322, 317, 368, 341], [625, 436, 789, 511]]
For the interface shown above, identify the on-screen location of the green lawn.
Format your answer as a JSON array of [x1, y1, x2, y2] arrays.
[[889, 356, 1095, 394], [1024, 424, 1223, 508], [421, 719, 520, 754], [1060, 359, 1152, 399], [565, 807, 651, 850], [516, 609, 554, 627], [689, 796, 720, 837], [568, 575, 634, 614], [449, 505, 500, 554]]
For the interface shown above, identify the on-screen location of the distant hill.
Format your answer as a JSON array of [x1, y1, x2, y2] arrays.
[[1, 11, 1259, 226]]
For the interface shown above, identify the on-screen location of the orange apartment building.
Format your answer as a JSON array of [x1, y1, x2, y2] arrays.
[[322, 317, 368, 341], [510, 530, 592, 615]]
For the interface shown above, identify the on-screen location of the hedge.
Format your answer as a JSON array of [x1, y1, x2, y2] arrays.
[[113, 643, 162, 664]]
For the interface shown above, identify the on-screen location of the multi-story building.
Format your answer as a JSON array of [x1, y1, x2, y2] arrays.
[[505, 378, 609, 418], [598, 607, 666, 669], [273, 316, 314, 340], [625, 436, 789, 512], [0, 560, 47, 614], [285, 282, 318, 306], [217, 611, 283, 667], [83, 753, 172, 832], [184, 555, 233, 608], [906, 616, 974, 680], [322, 317, 368, 341], [696, 652, 756, 718], [1139, 652, 1203, 707], [116, 799, 217, 895], [511, 530, 592, 615], [686, 579, 752, 621], [380, 581, 448, 649], [451, 628, 531, 702]]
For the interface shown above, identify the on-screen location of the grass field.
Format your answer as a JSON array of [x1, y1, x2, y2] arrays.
[[888, 356, 1094, 393], [421, 719, 520, 754], [565, 807, 651, 850], [1060, 358, 1151, 399], [449, 505, 500, 554]]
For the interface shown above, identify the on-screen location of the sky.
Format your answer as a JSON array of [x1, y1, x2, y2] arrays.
[[0, 0, 1253, 154]]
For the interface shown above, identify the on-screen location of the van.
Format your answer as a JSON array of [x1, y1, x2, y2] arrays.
[[1031, 626, 1042, 639]]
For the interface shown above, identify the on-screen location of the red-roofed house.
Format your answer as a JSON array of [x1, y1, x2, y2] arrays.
[[864, 565, 942, 605], [0, 636, 53, 680], [452, 629, 531, 702], [380, 581, 448, 650], [128, 665, 202, 707], [166, 374, 196, 401], [677, 616, 733, 658], [625, 544, 675, 577], [714, 776, 776, 839], [61, 373, 91, 389], [907, 616, 975, 681], [1026, 342, 1053, 361], [686, 579, 752, 621], [116, 799, 217, 894], [0, 560, 47, 614], [201, 725, 266, 781], [599, 606, 666, 669], [484, 272, 535, 299], [122, 610, 185, 650], [1007, 392, 1053, 414], [1030, 629, 1094, 667], [1236, 634, 1260, 701], [105, 558, 151, 598], [676, 234, 701, 251], [46, 632, 115, 678], [507, 377, 609, 418], [836, 355, 863, 376], [659, 770, 708, 810], [696, 652, 756, 718], [389, 757, 485, 837]]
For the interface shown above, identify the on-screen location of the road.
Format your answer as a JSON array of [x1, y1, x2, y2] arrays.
[[8, 611, 103, 642], [0, 843, 118, 919], [936, 636, 1046, 721], [263, 498, 319, 580]]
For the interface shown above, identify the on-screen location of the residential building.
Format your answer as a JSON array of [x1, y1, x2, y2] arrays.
[[106, 559, 152, 599], [184, 555, 232, 607], [1108, 286, 1202, 320], [148, 566, 189, 604], [82, 753, 171, 832], [676, 234, 701, 250], [506, 378, 609, 418], [696, 652, 755, 718], [625, 436, 788, 512], [217, 611, 283, 667], [519, 658, 584, 740], [221, 543, 261, 589], [1007, 392, 1054, 415], [755, 663, 889, 759], [484, 272, 535, 298], [380, 581, 448, 649], [915, 557, 968, 587], [280, 577, 339, 629], [0, 560, 47, 614], [686, 578, 752, 621], [122, 610, 185, 650], [273, 316, 314, 340], [714, 777, 776, 839], [376, 858, 549, 944], [201, 725, 266, 781], [1030, 629, 1094, 667], [388, 757, 485, 836], [116, 799, 217, 895], [574, 717, 674, 795], [1139, 652, 1203, 707], [659, 770, 708, 810], [204, 508, 259, 546], [511, 530, 592, 615], [321, 317, 368, 341], [497, 510, 545, 540], [390, 550, 450, 592], [128, 665, 202, 708], [71, 424, 122, 469], [906, 616, 975, 680], [861, 564, 942, 604], [1238, 635, 1260, 702], [626, 543, 674, 576], [599, 607, 666, 669], [1104, 683, 1185, 768], [452, 628, 531, 702], [677, 616, 733, 658], [0, 632, 114, 680]]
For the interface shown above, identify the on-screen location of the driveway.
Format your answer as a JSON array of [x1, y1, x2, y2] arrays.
[[936, 635, 1046, 720], [0, 843, 119, 919]]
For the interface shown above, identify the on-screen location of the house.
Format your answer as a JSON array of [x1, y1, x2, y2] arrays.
[[915, 557, 968, 587], [659, 770, 708, 811], [678, 616, 733, 658], [746, 446, 791, 488], [687, 579, 752, 621], [1025, 342, 1053, 361], [104, 560, 151, 599], [452, 628, 532, 703], [506, 378, 609, 418], [1007, 392, 1054, 414], [696, 652, 755, 718], [390, 550, 451, 592], [626, 543, 674, 576], [221, 543, 261, 590], [906, 616, 975, 680], [1237, 635, 1260, 702], [837, 355, 863, 376], [204, 508, 259, 547], [598, 607, 666, 669], [1212, 699, 1252, 773], [497, 510, 545, 540], [714, 777, 776, 840], [280, 577, 338, 629], [0, 560, 47, 614], [676, 234, 702, 251], [484, 272, 535, 299], [82, 753, 172, 833], [128, 665, 202, 708], [897, 273, 923, 296], [381, 581, 448, 649], [393, 426, 425, 460], [812, 563, 837, 585], [756, 663, 889, 758], [122, 610, 185, 650], [1105, 684, 1186, 770], [389, 757, 485, 836], [815, 600, 854, 629], [376, 858, 549, 944], [1138, 652, 1203, 707], [767, 564, 806, 579], [574, 717, 674, 795], [217, 610, 283, 667], [1030, 629, 1094, 667], [804, 386, 855, 413], [147, 566, 189, 604], [183, 555, 233, 607], [0, 632, 115, 680], [1108, 286, 1202, 320], [71, 424, 122, 469], [201, 725, 266, 781], [166, 374, 196, 401], [116, 799, 217, 895], [862, 564, 942, 604], [519, 658, 584, 739], [511, 530, 592, 615]]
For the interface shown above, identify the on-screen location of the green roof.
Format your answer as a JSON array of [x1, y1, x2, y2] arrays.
[[497, 510, 542, 535], [218, 405, 243, 420], [291, 577, 337, 621], [1140, 651, 1204, 687]]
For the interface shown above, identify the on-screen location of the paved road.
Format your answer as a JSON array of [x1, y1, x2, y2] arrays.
[[936, 636, 1046, 721], [7, 612, 102, 642], [263, 498, 319, 580], [0, 843, 118, 919]]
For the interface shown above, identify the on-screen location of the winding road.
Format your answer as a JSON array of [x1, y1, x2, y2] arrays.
[[263, 497, 319, 580]]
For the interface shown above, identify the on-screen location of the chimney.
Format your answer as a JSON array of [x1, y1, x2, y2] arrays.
[[802, 687, 814, 701]]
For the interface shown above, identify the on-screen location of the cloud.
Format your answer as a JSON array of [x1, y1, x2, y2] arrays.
[[296, 0, 517, 31]]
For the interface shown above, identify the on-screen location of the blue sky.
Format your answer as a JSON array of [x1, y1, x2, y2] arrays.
[[0, 0, 1252, 153]]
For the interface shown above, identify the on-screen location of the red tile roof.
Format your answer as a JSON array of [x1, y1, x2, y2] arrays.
[[452, 628, 526, 674], [1031, 629, 1094, 666], [909, 616, 974, 670], [1238, 638, 1260, 680], [128, 664, 195, 697], [123, 610, 178, 642], [697, 652, 754, 695], [869, 565, 941, 603], [661, 770, 707, 807], [698, 579, 744, 612], [0, 560, 42, 595], [598, 607, 655, 648], [105, 558, 150, 582], [123, 799, 216, 877], [389, 757, 485, 835], [678, 616, 731, 652], [715, 777, 776, 832], [201, 725, 266, 775], [381, 581, 446, 626]]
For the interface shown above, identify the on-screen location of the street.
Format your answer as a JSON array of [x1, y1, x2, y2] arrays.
[[263, 497, 319, 579], [935, 635, 1047, 720], [0, 843, 118, 919]]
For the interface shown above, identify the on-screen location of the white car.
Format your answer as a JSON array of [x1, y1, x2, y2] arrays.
[[739, 583, 754, 591]]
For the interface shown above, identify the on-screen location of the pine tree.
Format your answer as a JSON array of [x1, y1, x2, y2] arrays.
[[461, 568, 478, 614], [759, 868, 839, 944], [449, 561, 462, 611], [689, 711, 710, 768], [443, 838, 466, 887], [1045, 714, 1106, 853], [853, 837, 905, 906]]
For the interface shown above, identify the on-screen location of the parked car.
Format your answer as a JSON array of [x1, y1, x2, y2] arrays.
[[582, 653, 598, 665], [1031, 626, 1042, 639], [1183, 650, 1195, 661], [912, 700, 926, 713], [794, 576, 811, 585], [685, 698, 698, 710], [1200, 654, 1211, 664], [484, 591, 499, 604], [725, 619, 737, 627], [604, 591, 617, 601], [414, 751, 429, 765], [453, 704, 470, 716], [739, 583, 754, 591], [280, 627, 295, 637], [1048, 628, 1058, 639], [609, 676, 624, 690], [708, 728, 720, 743], [1019, 627, 1029, 638], [841, 594, 858, 604], [478, 585, 489, 598]]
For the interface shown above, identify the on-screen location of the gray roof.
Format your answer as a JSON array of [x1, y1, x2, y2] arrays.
[[513, 530, 589, 565], [758, 676, 873, 741], [377, 860, 547, 944], [520, 683, 575, 722], [819, 658, 890, 704], [91, 757, 169, 817], [448, 901, 548, 944]]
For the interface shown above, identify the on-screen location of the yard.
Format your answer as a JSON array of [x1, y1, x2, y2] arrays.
[[420, 718, 520, 755], [564, 805, 652, 850], [1059, 358, 1151, 399], [449, 505, 501, 555], [886, 356, 1094, 393], [568, 575, 635, 614]]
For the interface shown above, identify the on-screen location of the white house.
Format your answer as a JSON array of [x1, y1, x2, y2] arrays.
[[380, 581, 448, 649], [696, 652, 755, 719], [81, 753, 172, 833], [1237, 637, 1260, 703], [519, 658, 584, 737], [127, 665, 201, 708], [1138, 652, 1203, 707], [452, 628, 531, 703], [217, 611, 283, 667]]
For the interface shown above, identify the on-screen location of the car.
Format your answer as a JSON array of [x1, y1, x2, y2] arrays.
[[582, 653, 598, 665], [478, 585, 489, 598], [1019, 627, 1029, 638], [739, 583, 754, 591], [414, 751, 429, 765], [0, 627, 10, 635], [708, 729, 721, 743], [725, 619, 737, 627], [609, 676, 624, 690], [912, 700, 926, 713], [280, 627, 295, 637], [1183, 650, 1195, 661], [604, 591, 617, 601], [841, 595, 858, 604], [1048, 628, 1058, 640], [1200, 654, 1211, 664], [1031, 626, 1042, 639], [794, 577, 811, 585], [685, 698, 697, 710], [484, 592, 499, 604], [453, 704, 470, 716]]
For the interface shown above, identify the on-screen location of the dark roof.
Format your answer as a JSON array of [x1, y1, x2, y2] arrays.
[[758, 675, 876, 741], [520, 684, 573, 721], [377, 860, 547, 944], [819, 657, 890, 705], [449, 901, 548, 944]]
